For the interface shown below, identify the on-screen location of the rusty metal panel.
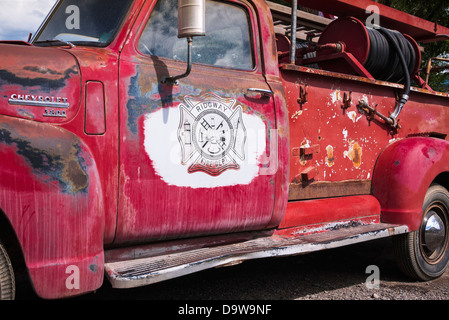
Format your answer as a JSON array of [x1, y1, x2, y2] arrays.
[[0, 44, 81, 123], [114, 0, 283, 243], [372, 137, 449, 231], [0, 116, 104, 299], [0, 0, 143, 298], [281, 64, 449, 201]]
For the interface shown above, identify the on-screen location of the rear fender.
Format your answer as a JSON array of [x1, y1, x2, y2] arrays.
[[372, 137, 449, 231], [0, 116, 104, 299]]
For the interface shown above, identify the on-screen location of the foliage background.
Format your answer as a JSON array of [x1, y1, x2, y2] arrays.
[[377, 0, 449, 91]]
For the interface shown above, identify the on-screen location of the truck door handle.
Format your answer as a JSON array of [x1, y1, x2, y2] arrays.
[[245, 88, 273, 99]]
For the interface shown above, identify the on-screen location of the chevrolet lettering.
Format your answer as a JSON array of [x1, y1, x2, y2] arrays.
[[9, 94, 69, 108]]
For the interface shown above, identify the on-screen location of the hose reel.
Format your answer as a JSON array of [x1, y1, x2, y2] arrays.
[[317, 17, 421, 84], [316, 17, 420, 128]]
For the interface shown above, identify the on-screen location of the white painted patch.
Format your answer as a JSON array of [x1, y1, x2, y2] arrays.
[[360, 94, 369, 103], [291, 110, 303, 119], [342, 128, 348, 140], [347, 111, 362, 123], [143, 106, 267, 188], [330, 90, 341, 105]]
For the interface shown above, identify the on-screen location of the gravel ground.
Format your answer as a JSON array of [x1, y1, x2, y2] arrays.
[[293, 237, 449, 300], [16, 236, 449, 300]]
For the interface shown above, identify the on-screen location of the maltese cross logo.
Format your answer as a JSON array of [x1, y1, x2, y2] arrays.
[[177, 93, 247, 176]]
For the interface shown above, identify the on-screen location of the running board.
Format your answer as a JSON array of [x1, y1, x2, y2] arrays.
[[105, 223, 408, 289]]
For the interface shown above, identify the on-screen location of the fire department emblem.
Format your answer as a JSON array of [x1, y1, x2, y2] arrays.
[[177, 93, 247, 176]]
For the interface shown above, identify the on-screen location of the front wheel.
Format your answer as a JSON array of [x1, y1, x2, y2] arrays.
[[393, 184, 449, 281], [0, 240, 15, 300]]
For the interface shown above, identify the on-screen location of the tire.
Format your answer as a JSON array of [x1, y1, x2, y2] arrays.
[[393, 184, 449, 281], [0, 240, 15, 300]]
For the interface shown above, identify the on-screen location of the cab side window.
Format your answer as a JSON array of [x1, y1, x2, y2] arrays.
[[138, 0, 254, 70]]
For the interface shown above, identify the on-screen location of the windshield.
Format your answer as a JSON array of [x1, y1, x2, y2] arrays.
[[34, 0, 133, 46]]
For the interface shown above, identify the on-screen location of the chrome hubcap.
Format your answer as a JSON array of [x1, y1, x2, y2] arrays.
[[424, 212, 446, 252], [420, 204, 448, 264]]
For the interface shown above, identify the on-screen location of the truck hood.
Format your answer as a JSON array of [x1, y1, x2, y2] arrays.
[[0, 43, 81, 123]]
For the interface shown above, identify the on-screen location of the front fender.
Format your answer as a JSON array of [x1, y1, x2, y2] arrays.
[[372, 137, 449, 231], [0, 116, 104, 299]]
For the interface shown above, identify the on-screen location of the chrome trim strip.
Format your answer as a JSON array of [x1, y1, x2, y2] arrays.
[[8, 96, 69, 109]]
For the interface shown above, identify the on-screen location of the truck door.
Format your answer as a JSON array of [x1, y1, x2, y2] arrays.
[[115, 0, 277, 242]]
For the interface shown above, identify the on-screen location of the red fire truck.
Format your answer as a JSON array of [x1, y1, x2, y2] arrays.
[[1, 0, 449, 299]]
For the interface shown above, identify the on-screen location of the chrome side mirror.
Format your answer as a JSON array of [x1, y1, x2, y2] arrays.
[[178, 0, 206, 38], [164, 0, 206, 85]]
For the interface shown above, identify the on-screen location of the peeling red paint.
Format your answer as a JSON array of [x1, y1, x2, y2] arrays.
[[326, 145, 335, 167], [0, 44, 81, 124], [344, 140, 363, 168]]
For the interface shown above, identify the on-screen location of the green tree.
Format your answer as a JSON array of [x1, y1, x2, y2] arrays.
[[378, 0, 449, 91]]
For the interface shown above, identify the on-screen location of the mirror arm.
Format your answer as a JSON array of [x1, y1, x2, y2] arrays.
[[163, 0, 205, 85], [163, 37, 193, 85]]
